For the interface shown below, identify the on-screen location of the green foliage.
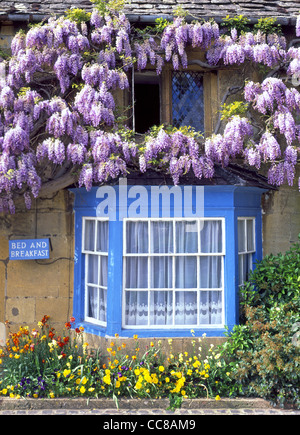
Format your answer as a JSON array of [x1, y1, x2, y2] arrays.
[[65, 8, 92, 23], [253, 17, 282, 35], [173, 5, 188, 19], [220, 15, 282, 38], [241, 236, 300, 310], [221, 15, 251, 35], [220, 101, 249, 120], [91, 0, 126, 16], [135, 17, 170, 39], [222, 238, 300, 408], [154, 17, 170, 33]]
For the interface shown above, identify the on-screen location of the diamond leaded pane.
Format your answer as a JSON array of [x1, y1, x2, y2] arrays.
[[172, 71, 204, 132]]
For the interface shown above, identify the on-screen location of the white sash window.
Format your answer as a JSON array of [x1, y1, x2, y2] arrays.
[[82, 218, 109, 326], [123, 218, 224, 328], [238, 217, 256, 286]]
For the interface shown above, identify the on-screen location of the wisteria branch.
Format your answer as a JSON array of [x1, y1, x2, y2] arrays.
[[0, 3, 299, 213]]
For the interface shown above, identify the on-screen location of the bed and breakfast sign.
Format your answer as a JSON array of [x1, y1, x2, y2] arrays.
[[9, 239, 50, 260]]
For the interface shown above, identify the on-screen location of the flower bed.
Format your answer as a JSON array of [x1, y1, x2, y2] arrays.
[[0, 316, 237, 409]]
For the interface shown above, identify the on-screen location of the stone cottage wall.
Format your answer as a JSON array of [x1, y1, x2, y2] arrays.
[[0, 191, 74, 342]]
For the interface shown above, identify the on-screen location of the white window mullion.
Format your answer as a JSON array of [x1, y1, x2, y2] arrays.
[[82, 217, 109, 327], [123, 217, 225, 329]]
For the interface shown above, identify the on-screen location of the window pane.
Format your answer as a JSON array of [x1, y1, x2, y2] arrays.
[[239, 253, 252, 285], [125, 257, 148, 288], [199, 291, 222, 325], [175, 291, 197, 325], [151, 221, 173, 253], [238, 220, 246, 252], [126, 221, 148, 253], [247, 220, 254, 251], [97, 221, 108, 252], [87, 254, 98, 285], [150, 291, 173, 325], [99, 256, 108, 287], [87, 286, 98, 319], [172, 71, 204, 133], [84, 220, 95, 251], [151, 256, 173, 288], [87, 286, 107, 322], [200, 220, 222, 253], [176, 221, 198, 253], [199, 256, 222, 289], [98, 288, 107, 322], [125, 291, 148, 325], [175, 256, 197, 288]]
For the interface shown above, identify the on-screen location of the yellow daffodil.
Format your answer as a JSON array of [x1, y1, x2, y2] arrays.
[[135, 381, 142, 389]]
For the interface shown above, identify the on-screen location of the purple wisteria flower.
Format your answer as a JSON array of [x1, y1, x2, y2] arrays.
[[296, 15, 300, 37]]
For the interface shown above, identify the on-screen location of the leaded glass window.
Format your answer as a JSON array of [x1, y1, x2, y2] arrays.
[[172, 71, 204, 133]]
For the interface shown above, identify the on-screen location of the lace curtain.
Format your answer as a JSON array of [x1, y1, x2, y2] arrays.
[[124, 220, 223, 327]]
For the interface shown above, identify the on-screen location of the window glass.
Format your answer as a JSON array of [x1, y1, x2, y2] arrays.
[[175, 221, 198, 253], [83, 218, 109, 326], [200, 220, 223, 253], [125, 257, 148, 288], [150, 291, 173, 325], [123, 218, 224, 328], [151, 221, 173, 253], [126, 221, 148, 253], [172, 71, 204, 133], [238, 218, 255, 286], [84, 220, 95, 251]]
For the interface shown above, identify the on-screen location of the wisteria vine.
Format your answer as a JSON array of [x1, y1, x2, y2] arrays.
[[0, 0, 300, 212]]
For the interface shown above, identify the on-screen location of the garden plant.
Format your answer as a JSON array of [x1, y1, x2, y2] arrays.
[[0, 315, 237, 409]]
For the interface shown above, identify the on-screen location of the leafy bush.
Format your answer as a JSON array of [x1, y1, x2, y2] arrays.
[[223, 238, 300, 408]]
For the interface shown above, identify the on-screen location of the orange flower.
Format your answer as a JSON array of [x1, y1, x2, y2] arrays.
[[41, 315, 50, 325]]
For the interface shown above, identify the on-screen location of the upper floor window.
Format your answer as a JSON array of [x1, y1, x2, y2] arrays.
[[133, 71, 160, 134], [132, 70, 204, 134], [172, 71, 204, 132]]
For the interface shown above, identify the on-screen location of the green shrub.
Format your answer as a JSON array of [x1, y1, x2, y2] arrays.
[[223, 238, 300, 408]]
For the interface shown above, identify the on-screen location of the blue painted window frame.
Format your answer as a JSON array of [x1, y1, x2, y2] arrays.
[[71, 183, 265, 338]]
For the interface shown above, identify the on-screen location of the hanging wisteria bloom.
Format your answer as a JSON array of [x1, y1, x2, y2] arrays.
[[0, 4, 300, 213]]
